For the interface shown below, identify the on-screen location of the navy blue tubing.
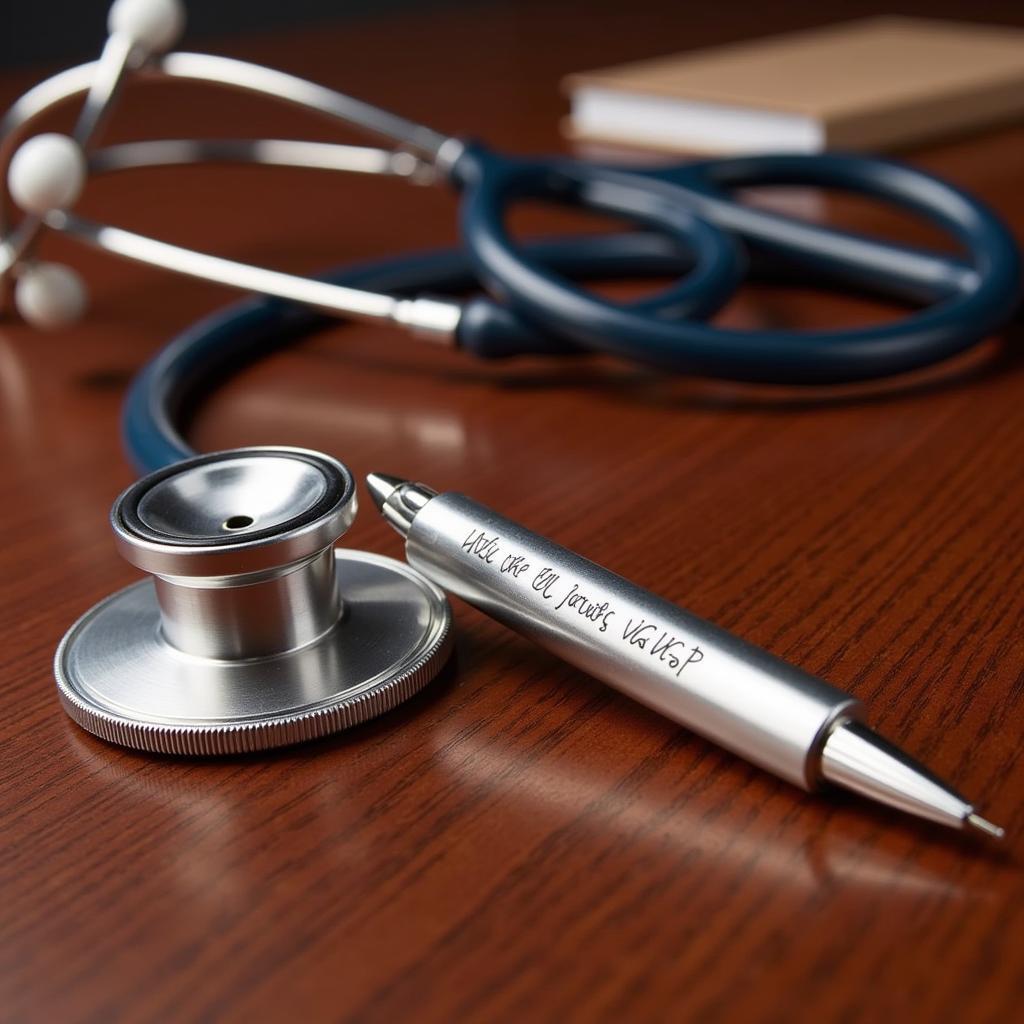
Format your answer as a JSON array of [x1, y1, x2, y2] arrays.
[[453, 148, 1021, 383], [124, 232, 704, 471], [125, 151, 1021, 469]]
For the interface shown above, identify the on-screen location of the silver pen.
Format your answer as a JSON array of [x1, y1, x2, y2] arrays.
[[367, 473, 1003, 839]]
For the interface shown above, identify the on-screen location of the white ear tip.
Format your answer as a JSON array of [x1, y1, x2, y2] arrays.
[[14, 263, 89, 330], [108, 0, 186, 54], [8, 133, 87, 216]]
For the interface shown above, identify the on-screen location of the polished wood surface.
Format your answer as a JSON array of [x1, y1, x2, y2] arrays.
[[2, 2, 1023, 1021]]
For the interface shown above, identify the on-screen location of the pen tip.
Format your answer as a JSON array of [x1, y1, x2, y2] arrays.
[[965, 812, 1005, 840], [365, 472, 404, 513]]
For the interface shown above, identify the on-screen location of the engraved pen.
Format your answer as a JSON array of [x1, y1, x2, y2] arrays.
[[367, 473, 1004, 838]]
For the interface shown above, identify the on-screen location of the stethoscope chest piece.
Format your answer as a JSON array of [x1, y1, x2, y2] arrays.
[[55, 446, 452, 755]]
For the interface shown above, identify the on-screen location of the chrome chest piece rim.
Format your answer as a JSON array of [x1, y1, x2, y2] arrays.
[[54, 446, 453, 755]]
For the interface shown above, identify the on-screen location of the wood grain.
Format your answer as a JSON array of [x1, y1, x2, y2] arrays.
[[1, 2, 1022, 1021]]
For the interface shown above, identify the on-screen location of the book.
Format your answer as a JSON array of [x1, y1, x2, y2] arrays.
[[563, 16, 1024, 154]]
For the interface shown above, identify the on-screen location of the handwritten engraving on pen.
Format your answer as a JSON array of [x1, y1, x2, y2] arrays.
[[532, 567, 559, 599], [461, 529, 500, 564], [555, 584, 614, 633], [460, 528, 703, 676]]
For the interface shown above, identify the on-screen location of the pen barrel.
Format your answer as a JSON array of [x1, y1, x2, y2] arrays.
[[405, 493, 862, 789]]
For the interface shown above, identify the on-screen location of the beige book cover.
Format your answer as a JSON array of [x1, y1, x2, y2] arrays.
[[564, 16, 1024, 153]]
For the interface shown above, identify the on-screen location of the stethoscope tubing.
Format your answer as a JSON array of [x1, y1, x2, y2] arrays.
[[67, 135, 1021, 385], [3, 46, 1021, 396], [453, 145, 1021, 383], [124, 222, 1018, 473], [123, 233, 698, 472]]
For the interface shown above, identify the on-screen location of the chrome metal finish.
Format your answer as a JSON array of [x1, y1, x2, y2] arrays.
[[368, 473, 436, 535], [381, 484, 861, 789], [0, 36, 134, 277], [48, 210, 430, 326], [433, 136, 468, 179], [156, 51, 450, 161], [966, 813, 1005, 839], [55, 448, 452, 754], [0, 50, 449, 171], [112, 449, 356, 580], [0, 217, 40, 276], [152, 546, 342, 659], [72, 33, 137, 143], [111, 446, 355, 659], [33, 130, 455, 328], [0, 47, 454, 320], [56, 551, 452, 755], [88, 139, 432, 180], [0, 42, 128, 275], [114, 445, 352, 659], [392, 297, 464, 340], [0, 62, 95, 265], [0, 58, 435, 248], [0, 62, 98, 142], [135, 455, 327, 536], [371, 477, 1002, 835], [819, 720, 978, 831]]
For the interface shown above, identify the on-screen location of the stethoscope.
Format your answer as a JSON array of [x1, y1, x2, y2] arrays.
[[2, 0, 1021, 429], [17, 0, 1020, 758]]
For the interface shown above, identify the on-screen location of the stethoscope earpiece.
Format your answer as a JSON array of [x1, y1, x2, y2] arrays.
[[56, 447, 452, 754]]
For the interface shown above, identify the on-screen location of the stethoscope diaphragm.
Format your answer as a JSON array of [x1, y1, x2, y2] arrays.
[[55, 446, 452, 755]]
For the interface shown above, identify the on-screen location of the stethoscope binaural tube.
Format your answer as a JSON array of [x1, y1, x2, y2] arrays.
[[0, 49, 743, 336], [2, 5, 1020, 386]]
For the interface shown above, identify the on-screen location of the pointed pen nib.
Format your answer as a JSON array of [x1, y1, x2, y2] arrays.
[[366, 472, 435, 538], [966, 813, 1005, 840], [365, 472, 404, 513]]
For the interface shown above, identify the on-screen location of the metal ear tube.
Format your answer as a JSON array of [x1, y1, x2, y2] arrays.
[[55, 447, 453, 755]]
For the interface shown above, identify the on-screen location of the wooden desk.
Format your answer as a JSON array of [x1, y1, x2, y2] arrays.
[[2, 2, 1022, 1020]]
